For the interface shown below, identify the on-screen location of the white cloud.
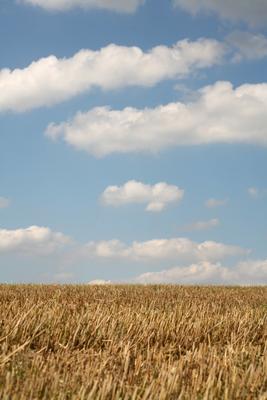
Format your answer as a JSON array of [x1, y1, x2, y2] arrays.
[[248, 187, 259, 199], [82, 237, 248, 263], [0, 226, 71, 255], [247, 187, 267, 199], [0, 39, 224, 113], [205, 198, 228, 208], [47, 81, 267, 157], [19, 0, 144, 13], [0, 197, 10, 209], [136, 261, 233, 284], [136, 259, 267, 285], [88, 279, 112, 285], [173, 0, 267, 26], [84, 240, 126, 259], [182, 218, 219, 231], [236, 259, 267, 284], [226, 31, 267, 62], [101, 180, 184, 212]]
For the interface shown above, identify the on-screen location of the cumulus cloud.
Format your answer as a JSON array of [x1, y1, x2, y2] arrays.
[[205, 198, 228, 208], [226, 31, 267, 62], [47, 81, 267, 157], [0, 226, 71, 255], [0, 197, 10, 209], [236, 259, 267, 284], [0, 39, 224, 113], [82, 237, 248, 263], [101, 180, 184, 212], [182, 218, 219, 231], [135, 258, 267, 285], [19, 0, 144, 13], [136, 261, 233, 284], [173, 0, 267, 26]]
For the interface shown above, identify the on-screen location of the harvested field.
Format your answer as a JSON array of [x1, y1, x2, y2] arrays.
[[0, 285, 266, 399]]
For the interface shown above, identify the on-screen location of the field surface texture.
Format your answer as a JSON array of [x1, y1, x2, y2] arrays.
[[0, 285, 266, 399]]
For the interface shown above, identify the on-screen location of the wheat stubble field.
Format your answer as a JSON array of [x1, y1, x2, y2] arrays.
[[0, 285, 266, 399]]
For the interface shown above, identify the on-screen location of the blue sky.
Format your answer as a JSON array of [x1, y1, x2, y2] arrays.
[[1, 0, 267, 284]]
